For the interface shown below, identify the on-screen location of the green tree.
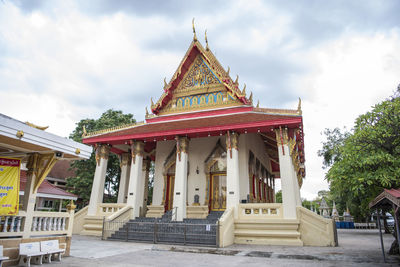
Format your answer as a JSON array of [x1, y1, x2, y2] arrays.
[[321, 88, 400, 221], [275, 190, 282, 203], [67, 109, 135, 207]]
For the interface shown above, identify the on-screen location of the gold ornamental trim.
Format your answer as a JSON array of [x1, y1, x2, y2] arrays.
[[120, 153, 131, 168], [175, 136, 189, 161], [95, 144, 110, 166], [83, 121, 145, 139], [130, 141, 145, 164]]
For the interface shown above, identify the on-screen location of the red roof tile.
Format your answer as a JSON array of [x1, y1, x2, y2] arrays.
[[20, 170, 77, 198]]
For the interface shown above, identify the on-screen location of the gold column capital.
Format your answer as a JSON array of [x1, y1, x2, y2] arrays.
[[274, 127, 289, 146], [130, 141, 145, 164], [95, 144, 110, 166], [120, 153, 131, 168], [226, 131, 239, 159], [175, 136, 189, 161]]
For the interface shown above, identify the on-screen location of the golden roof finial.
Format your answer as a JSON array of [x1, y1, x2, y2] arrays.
[[249, 92, 253, 104], [205, 29, 209, 50], [145, 107, 149, 117], [242, 83, 246, 96], [25, 121, 48, 131], [151, 97, 154, 107], [297, 97, 302, 115], [164, 77, 167, 89], [227, 66, 230, 76], [82, 126, 87, 137], [256, 100, 260, 108], [234, 75, 239, 85], [192, 18, 197, 41]]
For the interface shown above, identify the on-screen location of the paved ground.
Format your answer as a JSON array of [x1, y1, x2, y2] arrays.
[[45, 229, 399, 266]]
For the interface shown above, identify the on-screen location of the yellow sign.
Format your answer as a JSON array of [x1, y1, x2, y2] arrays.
[[0, 157, 20, 215]]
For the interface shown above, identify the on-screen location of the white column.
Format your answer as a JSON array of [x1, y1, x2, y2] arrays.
[[87, 144, 110, 216], [140, 159, 150, 217], [117, 153, 131, 203], [275, 128, 301, 219], [126, 141, 145, 218], [22, 156, 38, 238], [226, 132, 240, 218], [173, 137, 189, 221]]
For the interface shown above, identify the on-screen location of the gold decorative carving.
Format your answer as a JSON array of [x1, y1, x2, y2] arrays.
[[75, 148, 80, 155], [192, 18, 197, 41], [130, 141, 144, 164], [95, 144, 110, 166], [26, 153, 58, 193], [175, 136, 189, 161], [66, 200, 76, 211], [226, 131, 239, 159], [205, 29, 209, 51], [25, 122, 48, 131], [297, 97, 302, 115], [245, 208, 251, 214], [16, 130, 24, 138], [120, 153, 131, 168]]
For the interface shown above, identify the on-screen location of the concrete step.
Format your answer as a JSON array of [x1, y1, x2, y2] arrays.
[[234, 229, 300, 238], [234, 236, 303, 246]]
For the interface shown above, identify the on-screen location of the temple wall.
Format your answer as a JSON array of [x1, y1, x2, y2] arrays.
[[153, 140, 175, 205], [187, 136, 221, 205], [153, 133, 271, 207], [245, 133, 272, 172]]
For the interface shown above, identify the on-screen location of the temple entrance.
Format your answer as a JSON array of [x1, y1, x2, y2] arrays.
[[165, 175, 175, 211], [211, 174, 226, 211]]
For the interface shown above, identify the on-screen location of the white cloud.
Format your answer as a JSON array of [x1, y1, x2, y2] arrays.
[[298, 31, 400, 200], [0, 1, 399, 201]]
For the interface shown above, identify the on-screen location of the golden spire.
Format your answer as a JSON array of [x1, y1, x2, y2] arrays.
[[297, 97, 302, 115], [234, 75, 239, 85], [192, 18, 197, 41], [151, 97, 154, 107], [145, 107, 149, 117], [256, 100, 260, 108], [205, 29, 209, 50], [242, 83, 246, 96], [226, 66, 230, 76], [249, 92, 253, 104]]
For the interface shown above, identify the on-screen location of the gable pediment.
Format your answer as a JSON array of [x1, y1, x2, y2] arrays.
[[150, 40, 251, 116]]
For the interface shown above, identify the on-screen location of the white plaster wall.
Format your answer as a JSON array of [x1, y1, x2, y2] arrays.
[[239, 133, 272, 201], [153, 140, 175, 205], [187, 136, 222, 205]]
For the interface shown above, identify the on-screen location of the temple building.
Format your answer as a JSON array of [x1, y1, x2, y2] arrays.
[[76, 24, 336, 247]]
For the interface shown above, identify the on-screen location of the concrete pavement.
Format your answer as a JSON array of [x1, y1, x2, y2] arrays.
[[43, 229, 399, 266]]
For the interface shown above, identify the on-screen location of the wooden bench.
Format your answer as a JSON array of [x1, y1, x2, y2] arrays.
[[40, 240, 65, 263], [19, 242, 46, 267], [0, 245, 9, 267]]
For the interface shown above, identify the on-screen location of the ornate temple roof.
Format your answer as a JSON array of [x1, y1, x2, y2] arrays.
[[81, 22, 306, 183]]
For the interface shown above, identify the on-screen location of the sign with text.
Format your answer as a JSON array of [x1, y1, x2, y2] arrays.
[[0, 157, 20, 215]]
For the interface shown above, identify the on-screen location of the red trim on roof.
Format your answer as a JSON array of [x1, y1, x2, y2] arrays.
[[83, 117, 302, 145]]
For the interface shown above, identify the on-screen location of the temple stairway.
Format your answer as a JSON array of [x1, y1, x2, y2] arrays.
[[234, 218, 303, 246], [107, 211, 224, 246]]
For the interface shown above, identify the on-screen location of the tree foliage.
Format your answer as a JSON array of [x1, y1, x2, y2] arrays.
[[67, 109, 135, 207], [321, 89, 400, 220]]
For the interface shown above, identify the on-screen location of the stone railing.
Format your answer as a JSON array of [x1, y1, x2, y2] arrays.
[[31, 211, 70, 235], [98, 203, 127, 216], [0, 211, 26, 236], [0, 209, 75, 238], [238, 203, 283, 219]]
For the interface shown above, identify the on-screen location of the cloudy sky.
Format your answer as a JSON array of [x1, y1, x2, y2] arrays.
[[1, 0, 399, 200]]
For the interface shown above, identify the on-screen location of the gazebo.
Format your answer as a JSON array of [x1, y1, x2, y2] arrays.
[[369, 188, 400, 261]]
